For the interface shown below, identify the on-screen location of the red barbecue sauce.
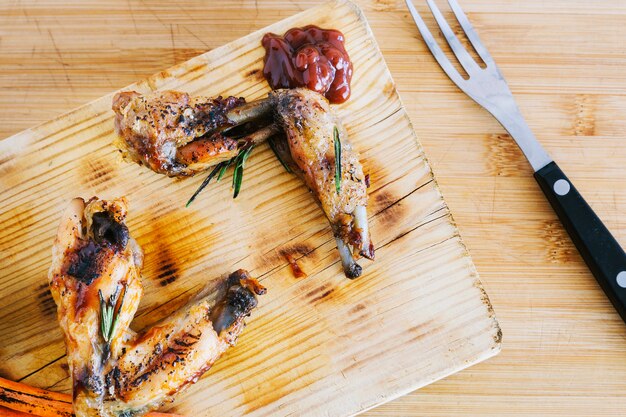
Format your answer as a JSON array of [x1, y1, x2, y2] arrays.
[[262, 25, 353, 104]]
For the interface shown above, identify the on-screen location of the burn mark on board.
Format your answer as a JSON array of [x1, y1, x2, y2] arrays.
[[157, 259, 179, 287], [245, 68, 264, 82], [305, 283, 334, 304], [36, 283, 56, 318], [346, 302, 371, 326], [371, 189, 407, 228], [185, 62, 207, 76], [349, 303, 366, 314], [406, 319, 439, 343], [144, 223, 180, 287], [140, 207, 206, 288], [81, 159, 115, 187]]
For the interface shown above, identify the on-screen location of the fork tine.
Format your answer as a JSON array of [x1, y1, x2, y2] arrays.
[[405, 0, 465, 87], [447, 0, 495, 66], [425, 0, 480, 75]]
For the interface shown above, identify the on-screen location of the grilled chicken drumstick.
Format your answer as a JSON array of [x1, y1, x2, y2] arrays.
[[49, 197, 264, 417], [268, 89, 374, 278]]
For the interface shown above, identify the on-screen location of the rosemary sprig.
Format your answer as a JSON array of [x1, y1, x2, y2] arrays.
[[99, 287, 125, 345], [268, 137, 292, 173], [216, 158, 232, 182], [232, 146, 255, 199], [185, 162, 226, 207], [334, 126, 342, 194], [186, 145, 257, 205]]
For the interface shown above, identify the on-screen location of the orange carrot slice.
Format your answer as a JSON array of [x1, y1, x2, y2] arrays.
[[0, 376, 184, 417]]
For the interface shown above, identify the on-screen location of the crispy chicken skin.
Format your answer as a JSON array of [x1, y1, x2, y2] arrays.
[[49, 197, 264, 416], [269, 88, 374, 278], [112, 91, 244, 176]]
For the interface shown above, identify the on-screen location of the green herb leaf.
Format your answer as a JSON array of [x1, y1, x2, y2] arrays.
[[99, 287, 124, 345], [216, 159, 232, 182], [99, 290, 111, 343], [186, 144, 257, 204], [232, 146, 255, 199], [334, 126, 342, 194], [186, 162, 226, 207], [268, 138, 292, 173], [109, 288, 126, 341]]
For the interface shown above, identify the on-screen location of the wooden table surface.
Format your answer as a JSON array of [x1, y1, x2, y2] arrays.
[[1, 0, 625, 415]]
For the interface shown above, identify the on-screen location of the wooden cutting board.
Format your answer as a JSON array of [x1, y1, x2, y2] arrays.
[[0, 0, 501, 415]]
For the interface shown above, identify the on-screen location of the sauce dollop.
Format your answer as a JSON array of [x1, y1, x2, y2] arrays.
[[262, 25, 353, 104]]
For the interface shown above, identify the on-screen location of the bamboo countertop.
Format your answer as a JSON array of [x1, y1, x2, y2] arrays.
[[1, 1, 625, 416]]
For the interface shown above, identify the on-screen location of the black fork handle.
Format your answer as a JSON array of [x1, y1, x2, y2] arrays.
[[534, 161, 626, 322]]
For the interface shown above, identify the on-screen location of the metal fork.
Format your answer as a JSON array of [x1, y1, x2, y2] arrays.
[[406, 0, 626, 323]]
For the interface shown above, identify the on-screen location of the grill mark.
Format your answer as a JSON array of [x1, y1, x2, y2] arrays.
[[349, 303, 367, 314], [246, 68, 261, 78], [147, 224, 180, 287], [370, 189, 407, 228], [158, 260, 179, 287], [36, 284, 56, 318], [81, 159, 114, 187], [305, 283, 335, 304]]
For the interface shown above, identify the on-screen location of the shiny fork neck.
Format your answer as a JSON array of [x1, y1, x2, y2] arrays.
[[464, 69, 553, 172]]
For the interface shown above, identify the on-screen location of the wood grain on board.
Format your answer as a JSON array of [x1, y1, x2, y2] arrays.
[[3, 0, 626, 416], [0, 1, 500, 416]]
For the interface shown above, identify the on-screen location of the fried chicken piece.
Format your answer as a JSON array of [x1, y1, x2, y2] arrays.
[[268, 88, 374, 278], [49, 197, 264, 416]]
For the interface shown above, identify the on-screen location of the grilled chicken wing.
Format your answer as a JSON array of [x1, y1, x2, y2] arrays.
[[111, 88, 374, 277], [49, 197, 143, 415], [49, 197, 264, 416], [269, 88, 374, 278], [112, 91, 275, 177]]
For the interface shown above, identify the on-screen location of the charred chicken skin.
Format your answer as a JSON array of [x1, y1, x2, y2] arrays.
[[48, 197, 264, 417], [112, 88, 373, 277]]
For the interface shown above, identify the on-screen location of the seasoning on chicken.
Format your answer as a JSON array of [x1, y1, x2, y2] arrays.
[[112, 91, 276, 177], [48, 197, 265, 416], [111, 88, 374, 278], [268, 88, 374, 278]]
